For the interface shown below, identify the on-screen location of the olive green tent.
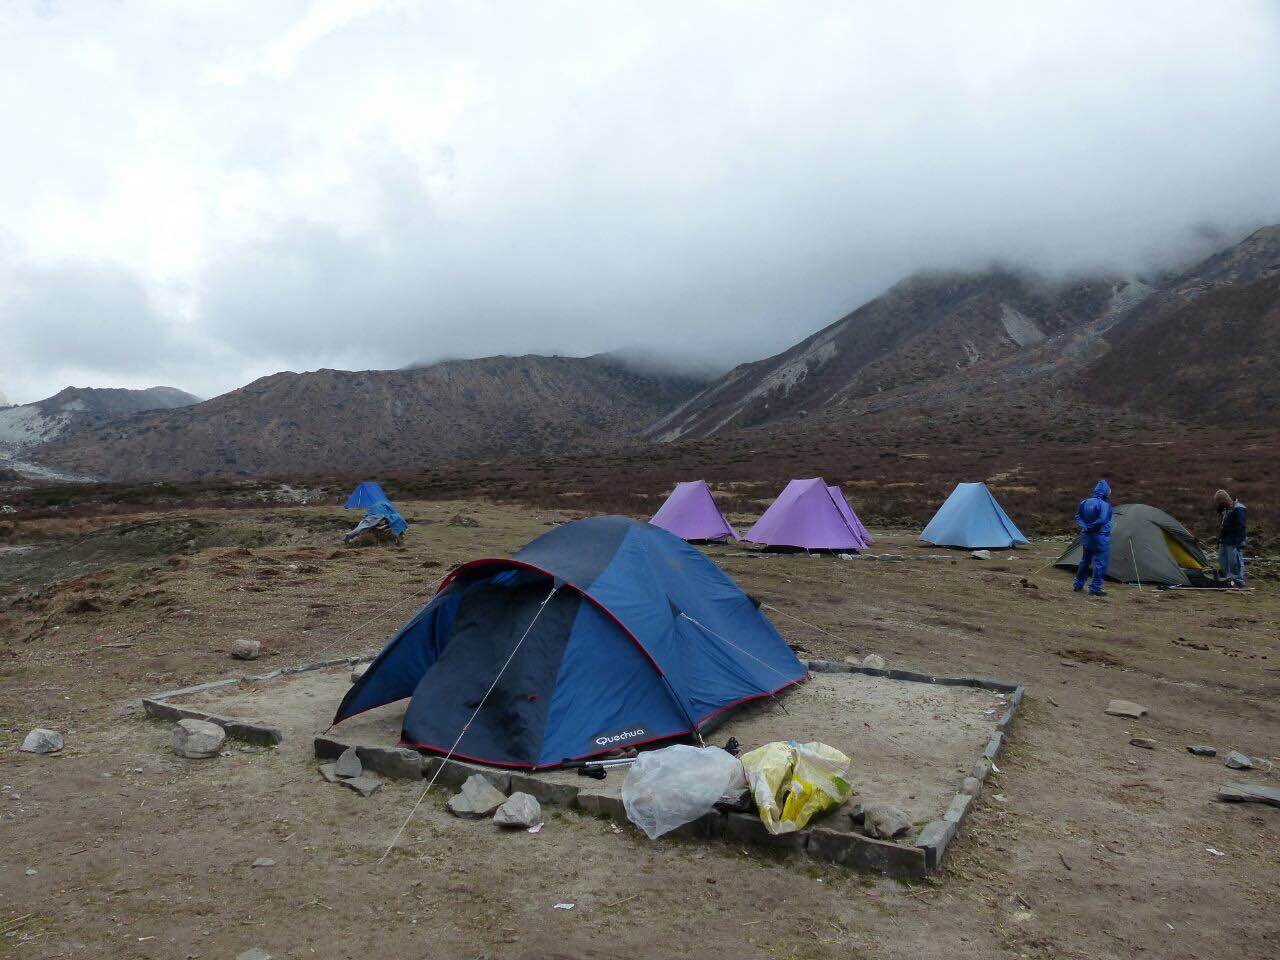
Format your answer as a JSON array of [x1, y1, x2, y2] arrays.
[[1055, 504, 1210, 587]]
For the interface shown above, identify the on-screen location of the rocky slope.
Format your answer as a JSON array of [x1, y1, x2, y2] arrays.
[[0, 386, 200, 478], [646, 269, 1142, 441], [35, 355, 706, 481], [647, 224, 1280, 443], [1080, 272, 1280, 425]]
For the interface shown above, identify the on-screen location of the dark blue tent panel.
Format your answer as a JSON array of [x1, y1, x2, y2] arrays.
[[344, 481, 389, 509], [334, 516, 807, 768]]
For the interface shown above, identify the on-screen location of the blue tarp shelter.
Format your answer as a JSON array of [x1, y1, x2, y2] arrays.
[[919, 482, 1029, 549], [344, 481, 389, 509], [333, 515, 807, 768], [367, 501, 408, 536]]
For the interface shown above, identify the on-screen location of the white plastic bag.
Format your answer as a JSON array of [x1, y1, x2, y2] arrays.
[[620, 745, 746, 839]]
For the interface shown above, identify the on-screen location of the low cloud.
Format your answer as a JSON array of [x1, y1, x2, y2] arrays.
[[2, 1, 1280, 403]]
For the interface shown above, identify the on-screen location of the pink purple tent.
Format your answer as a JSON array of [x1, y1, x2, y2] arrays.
[[745, 478, 871, 551], [649, 480, 740, 542], [827, 485, 874, 545]]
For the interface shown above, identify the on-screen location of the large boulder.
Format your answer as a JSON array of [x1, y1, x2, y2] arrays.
[[20, 728, 64, 754], [172, 719, 226, 759]]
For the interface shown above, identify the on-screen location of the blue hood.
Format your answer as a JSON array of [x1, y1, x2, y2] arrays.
[[1092, 480, 1111, 501]]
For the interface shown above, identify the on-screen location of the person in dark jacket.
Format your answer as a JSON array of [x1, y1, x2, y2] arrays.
[[1073, 479, 1113, 596], [1214, 489, 1247, 587]]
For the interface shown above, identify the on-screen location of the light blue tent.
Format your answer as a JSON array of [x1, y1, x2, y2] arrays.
[[919, 482, 1029, 549], [344, 481, 389, 509]]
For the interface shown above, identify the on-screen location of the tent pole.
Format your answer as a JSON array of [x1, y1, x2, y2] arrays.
[[1130, 541, 1142, 590]]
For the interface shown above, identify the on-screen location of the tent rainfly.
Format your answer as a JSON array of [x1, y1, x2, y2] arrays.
[[649, 480, 739, 542], [919, 482, 1029, 549], [828, 485, 874, 545], [333, 515, 807, 768], [344, 481, 390, 509], [744, 478, 871, 551], [1054, 503, 1210, 587]]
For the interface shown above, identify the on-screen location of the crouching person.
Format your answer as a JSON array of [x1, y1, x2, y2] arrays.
[[1214, 489, 1247, 587]]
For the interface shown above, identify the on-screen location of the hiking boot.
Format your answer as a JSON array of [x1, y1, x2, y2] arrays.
[[1089, 590, 1108, 598], [1072, 583, 1083, 592]]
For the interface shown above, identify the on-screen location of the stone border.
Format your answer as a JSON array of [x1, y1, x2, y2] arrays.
[[142, 654, 1023, 877], [808, 659, 1025, 871], [141, 654, 374, 747], [309, 657, 1024, 881]]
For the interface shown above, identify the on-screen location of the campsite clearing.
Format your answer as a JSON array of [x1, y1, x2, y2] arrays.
[[2, 498, 1277, 960]]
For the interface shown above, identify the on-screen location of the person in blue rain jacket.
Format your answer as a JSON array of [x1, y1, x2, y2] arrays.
[[1073, 479, 1113, 596]]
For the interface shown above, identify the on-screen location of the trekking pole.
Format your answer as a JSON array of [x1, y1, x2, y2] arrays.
[[560, 757, 637, 780]]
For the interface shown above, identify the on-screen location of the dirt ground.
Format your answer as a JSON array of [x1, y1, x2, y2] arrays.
[[182, 665, 1006, 834], [2, 499, 1278, 960]]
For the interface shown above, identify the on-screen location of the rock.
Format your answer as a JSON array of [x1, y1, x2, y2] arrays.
[[1104, 700, 1148, 719], [862, 802, 912, 839], [231, 639, 261, 660], [1129, 737, 1157, 750], [1216, 783, 1280, 807], [1187, 745, 1217, 757], [447, 773, 508, 818], [25, 868, 37, 876], [1223, 751, 1254, 770], [493, 792, 542, 828], [251, 857, 275, 868], [334, 747, 363, 779], [350, 663, 369, 683], [862, 654, 886, 670], [970, 550, 992, 560], [877, 554, 905, 562], [847, 802, 866, 824], [715, 787, 753, 813], [341, 775, 382, 798], [171, 719, 226, 759], [318, 763, 340, 783], [448, 514, 480, 527], [20, 728, 64, 754], [237, 950, 273, 960]]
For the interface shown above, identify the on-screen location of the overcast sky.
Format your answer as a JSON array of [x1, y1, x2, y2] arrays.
[[2, 1, 1279, 404]]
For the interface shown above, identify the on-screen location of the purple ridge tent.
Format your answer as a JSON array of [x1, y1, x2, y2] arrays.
[[745, 478, 870, 551], [827, 485, 874, 546], [649, 480, 740, 542]]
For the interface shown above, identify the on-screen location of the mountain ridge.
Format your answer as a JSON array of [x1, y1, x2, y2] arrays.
[[34, 354, 708, 481]]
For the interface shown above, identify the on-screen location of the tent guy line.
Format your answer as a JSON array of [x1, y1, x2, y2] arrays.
[[378, 581, 562, 864]]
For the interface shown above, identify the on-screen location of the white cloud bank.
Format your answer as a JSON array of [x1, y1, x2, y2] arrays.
[[1, 0, 1279, 402]]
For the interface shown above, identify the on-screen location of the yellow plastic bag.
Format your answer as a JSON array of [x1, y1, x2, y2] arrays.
[[740, 740, 853, 834]]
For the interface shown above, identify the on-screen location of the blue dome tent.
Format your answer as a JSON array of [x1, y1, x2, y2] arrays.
[[919, 482, 1029, 549], [333, 516, 807, 768], [344, 481, 389, 509]]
